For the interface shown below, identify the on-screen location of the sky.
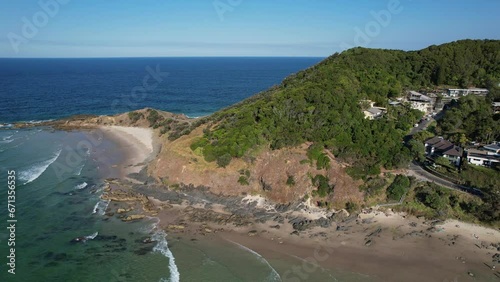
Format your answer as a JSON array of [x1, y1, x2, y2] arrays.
[[0, 0, 499, 58]]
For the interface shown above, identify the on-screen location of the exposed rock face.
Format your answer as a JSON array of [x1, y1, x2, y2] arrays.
[[260, 177, 272, 192], [150, 127, 363, 208]]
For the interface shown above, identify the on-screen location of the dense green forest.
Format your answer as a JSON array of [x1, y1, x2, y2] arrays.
[[191, 40, 499, 174], [436, 94, 500, 144]]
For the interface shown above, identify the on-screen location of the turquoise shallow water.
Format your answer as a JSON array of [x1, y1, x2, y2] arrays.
[[0, 128, 173, 281]]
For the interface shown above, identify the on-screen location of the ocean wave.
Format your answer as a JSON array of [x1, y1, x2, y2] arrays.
[[227, 239, 282, 282], [18, 149, 62, 184], [0, 139, 13, 144], [74, 182, 88, 190], [152, 230, 180, 282], [85, 231, 98, 240], [75, 163, 85, 175], [92, 200, 110, 215]]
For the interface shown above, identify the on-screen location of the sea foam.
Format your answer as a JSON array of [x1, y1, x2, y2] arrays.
[[152, 230, 180, 282], [85, 231, 98, 240], [75, 182, 88, 190], [19, 149, 62, 184], [92, 200, 109, 215]]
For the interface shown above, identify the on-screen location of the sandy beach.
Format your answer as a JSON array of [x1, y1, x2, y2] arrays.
[[99, 125, 156, 176]]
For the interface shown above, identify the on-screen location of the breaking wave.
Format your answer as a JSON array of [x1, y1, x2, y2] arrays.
[[74, 182, 88, 190], [152, 230, 180, 282], [19, 149, 62, 184]]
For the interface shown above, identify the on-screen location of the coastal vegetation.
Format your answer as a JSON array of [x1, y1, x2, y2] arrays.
[[400, 182, 497, 225], [436, 94, 500, 144], [183, 40, 499, 224], [192, 40, 499, 175]]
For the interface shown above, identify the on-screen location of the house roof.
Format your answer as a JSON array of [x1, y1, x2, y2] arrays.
[[466, 148, 489, 156], [425, 136, 460, 154], [425, 136, 444, 146], [366, 107, 383, 115], [409, 91, 432, 102], [468, 153, 500, 162], [443, 147, 462, 157], [484, 144, 500, 151]]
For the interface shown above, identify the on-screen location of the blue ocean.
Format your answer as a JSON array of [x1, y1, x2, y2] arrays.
[[0, 57, 322, 123]]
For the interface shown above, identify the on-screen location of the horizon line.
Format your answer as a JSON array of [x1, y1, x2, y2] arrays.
[[0, 55, 328, 59]]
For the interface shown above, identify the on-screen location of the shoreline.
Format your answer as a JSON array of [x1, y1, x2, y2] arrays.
[[99, 125, 158, 178], [96, 125, 500, 281]]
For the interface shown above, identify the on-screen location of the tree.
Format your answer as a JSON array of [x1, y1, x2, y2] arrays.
[[408, 139, 426, 162], [386, 175, 410, 201]]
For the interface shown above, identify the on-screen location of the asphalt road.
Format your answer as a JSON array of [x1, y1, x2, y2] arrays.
[[407, 162, 483, 196], [404, 112, 483, 197]]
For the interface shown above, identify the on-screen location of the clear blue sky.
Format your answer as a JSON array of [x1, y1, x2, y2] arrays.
[[0, 0, 499, 57]]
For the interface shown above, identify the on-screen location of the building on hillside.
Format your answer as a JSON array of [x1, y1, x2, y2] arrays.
[[493, 102, 500, 114], [408, 91, 434, 113], [363, 107, 386, 120], [424, 136, 462, 166], [447, 88, 489, 97], [483, 143, 500, 155], [388, 100, 401, 106], [360, 99, 386, 120], [465, 148, 500, 168]]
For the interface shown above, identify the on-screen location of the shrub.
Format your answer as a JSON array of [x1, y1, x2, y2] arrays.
[[311, 174, 334, 198], [128, 111, 143, 123], [286, 175, 296, 186], [238, 176, 249, 185], [216, 153, 232, 168], [346, 202, 359, 213]]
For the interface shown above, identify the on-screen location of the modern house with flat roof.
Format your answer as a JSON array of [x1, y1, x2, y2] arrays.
[[447, 88, 489, 97], [466, 148, 500, 168]]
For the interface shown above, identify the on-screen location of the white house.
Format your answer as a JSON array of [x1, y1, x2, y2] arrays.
[[447, 88, 489, 97], [408, 91, 433, 113], [467, 152, 500, 167]]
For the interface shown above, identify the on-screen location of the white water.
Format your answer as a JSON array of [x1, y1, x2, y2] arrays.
[[19, 148, 62, 184], [227, 239, 282, 282], [75, 182, 88, 190], [85, 231, 98, 240], [92, 200, 109, 215], [152, 230, 180, 282], [75, 164, 84, 175]]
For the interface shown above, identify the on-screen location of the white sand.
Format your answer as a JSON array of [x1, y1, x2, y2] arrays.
[[100, 126, 154, 175], [107, 126, 153, 152]]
